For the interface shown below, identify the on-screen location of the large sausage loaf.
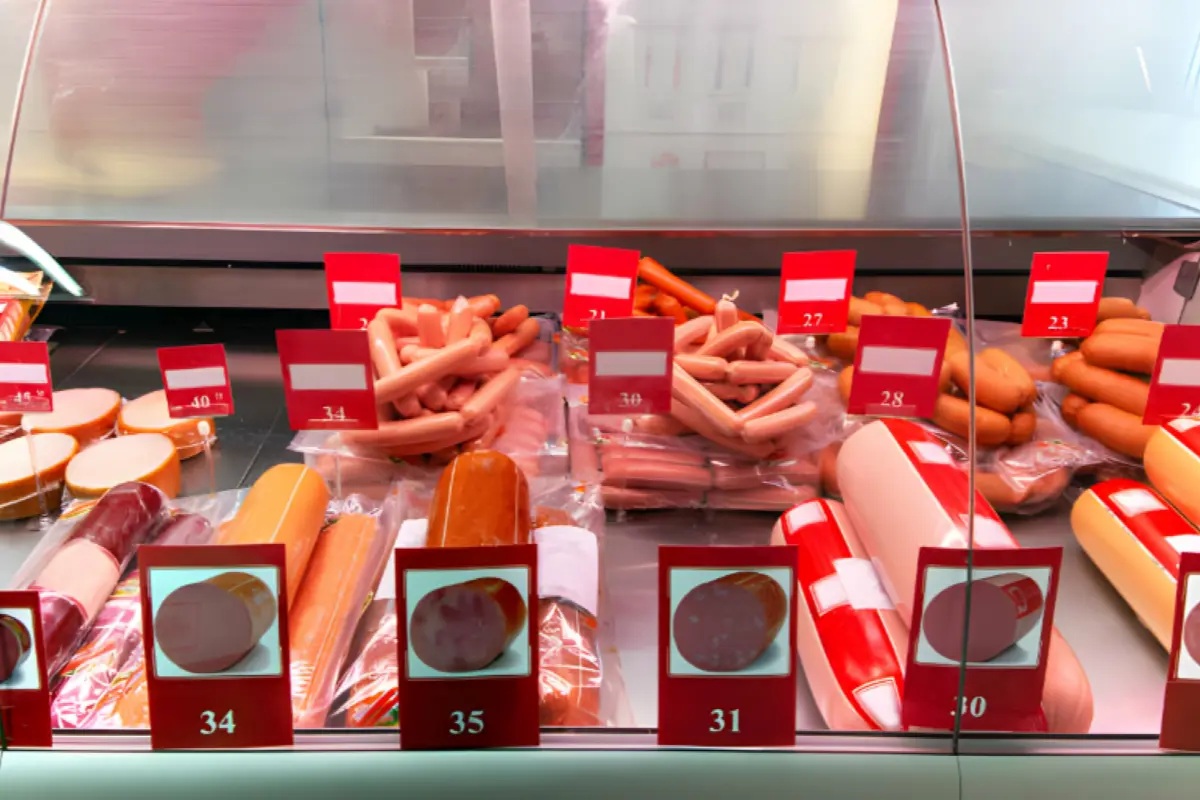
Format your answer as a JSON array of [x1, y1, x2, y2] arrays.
[[1070, 479, 1198, 650], [771, 499, 906, 731], [837, 418, 1094, 733], [1145, 418, 1200, 528], [427, 450, 531, 547]]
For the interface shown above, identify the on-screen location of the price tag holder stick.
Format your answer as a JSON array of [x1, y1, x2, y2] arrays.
[[901, 546, 1062, 732], [658, 545, 798, 747]]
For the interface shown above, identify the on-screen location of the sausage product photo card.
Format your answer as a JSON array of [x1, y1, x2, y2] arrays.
[[0, 590, 51, 747], [395, 544, 539, 750], [658, 545, 798, 747], [1160, 551, 1200, 751], [902, 546, 1062, 733], [138, 543, 293, 750]]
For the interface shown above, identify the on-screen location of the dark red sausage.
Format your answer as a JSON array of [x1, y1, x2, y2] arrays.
[[922, 573, 1044, 662], [153, 512, 215, 547], [673, 571, 787, 672], [68, 482, 168, 561], [0, 613, 32, 682], [155, 572, 277, 674], [410, 578, 527, 673], [1186, 602, 1200, 667]]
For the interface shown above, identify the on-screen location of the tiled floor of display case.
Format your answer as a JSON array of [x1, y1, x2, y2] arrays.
[[0, 326, 1172, 739]]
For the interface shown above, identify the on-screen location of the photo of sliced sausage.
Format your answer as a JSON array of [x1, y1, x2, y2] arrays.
[[673, 571, 787, 672], [155, 571, 278, 674], [0, 613, 32, 683], [409, 577, 528, 673], [922, 572, 1044, 663], [1186, 597, 1200, 667]]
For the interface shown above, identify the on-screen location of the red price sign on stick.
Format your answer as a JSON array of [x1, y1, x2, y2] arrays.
[[276, 329, 379, 431], [563, 244, 640, 330], [658, 545, 798, 747], [0, 590, 52, 747], [846, 315, 950, 418], [1161, 551, 1200, 751], [324, 252, 402, 330], [902, 546, 1062, 733], [157, 344, 233, 419], [587, 316, 674, 415], [1144, 325, 1200, 425], [396, 544, 539, 750], [777, 250, 855, 335], [0, 341, 51, 414], [1020, 252, 1108, 338], [139, 544, 293, 750]]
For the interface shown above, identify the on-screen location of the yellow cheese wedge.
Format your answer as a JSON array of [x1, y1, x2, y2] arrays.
[[0, 432, 78, 519], [24, 388, 121, 446], [117, 390, 214, 459], [65, 433, 180, 499]]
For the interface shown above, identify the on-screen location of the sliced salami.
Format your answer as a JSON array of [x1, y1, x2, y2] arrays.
[[922, 573, 1044, 662], [673, 571, 786, 672]]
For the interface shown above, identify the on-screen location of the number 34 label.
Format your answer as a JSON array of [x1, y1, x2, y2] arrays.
[[200, 710, 236, 735]]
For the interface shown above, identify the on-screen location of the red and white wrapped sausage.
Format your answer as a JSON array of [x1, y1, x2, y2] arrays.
[[837, 418, 1094, 734], [771, 499, 907, 731]]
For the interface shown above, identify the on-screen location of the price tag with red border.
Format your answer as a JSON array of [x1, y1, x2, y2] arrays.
[[776, 250, 855, 335], [902, 546, 1062, 733], [587, 316, 674, 415], [276, 329, 378, 431], [1144, 324, 1200, 425], [563, 244, 640, 330], [157, 344, 234, 419], [324, 252, 402, 331], [0, 341, 52, 414], [1020, 252, 1108, 338], [846, 315, 951, 418], [658, 545, 798, 747], [0, 590, 51, 747], [1160, 551, 1200, 751], [139, 544, 293, 750], [395, 544, 539, 750]]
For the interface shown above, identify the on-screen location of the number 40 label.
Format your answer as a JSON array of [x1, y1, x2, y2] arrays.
[[200, 710, 236, 735]]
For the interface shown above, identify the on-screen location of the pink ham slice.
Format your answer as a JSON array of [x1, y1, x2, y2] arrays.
[[65, 433, 181, 499], [23, 388, 121, 447]]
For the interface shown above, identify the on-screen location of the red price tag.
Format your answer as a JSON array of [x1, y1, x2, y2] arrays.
[[563, 244, 640, 330], [0, 342, 52, 414], [139, 544, 293, 750], [902, 546, 1062, 733], [157, 344, 233, 419], [0, 590, 52, 747], [1020, 252, 1108, 338], [1161, 551, 1200, 751], [396, 544, 539, 750], [658, 546, 798, 747], [1144, 325, 1200, 425], [276, 329, 379, 431], [776, 250, 855, 335], [587, 316, 674, 415], [324, 252, 402, 330], [846, 315, 950, 418]]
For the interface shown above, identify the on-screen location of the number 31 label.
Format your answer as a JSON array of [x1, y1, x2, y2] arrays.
[[710, 708, 741, 733]]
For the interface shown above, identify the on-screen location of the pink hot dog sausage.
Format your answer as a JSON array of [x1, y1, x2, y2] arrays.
[[736, 368, 814, 422], [445, 297, 474, 344], [703, 382, 759, 404], [769, 336, 809, 366], [496, 318, 540, 357], [445, 380, 477, 411], [417, 304, 446, 348], [711, 458, 818, 491], [342, 413, 465, 447], [602, 460, 713, 491], [456, 348, 512, 377], [493, 304, 530, 337], [714, 299, 738, 332], [742, 402, 818, 443], [705, 484, 817, 511], [695, 321, 767, 359], [461, 367, 522, 423], [375, 339, 479, 403], [671, 365, 743, 438], [416, 381, 448, 412], [675, 315, 714, 347], [374, 308, 419, 337], [669, 400, 774, 460], [675, 354, 729, 382], [599, 444, 707, 468], [601, 485, 704, 509], [772, 499, 907, 731], [727, 360, 798, 386]]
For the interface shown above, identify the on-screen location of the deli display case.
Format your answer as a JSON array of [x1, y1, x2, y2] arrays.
[[0, 1, 1198, 798]]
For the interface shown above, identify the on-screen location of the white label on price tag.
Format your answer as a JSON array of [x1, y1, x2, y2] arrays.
[[0, 362, 47, 383], [1172, 417, 1200, 432], [1158, 358, 1200, 387], [332, 281, 398, 306], [784, 278, 848, 303], [1030, 280, 1098, 304], [1167, 534, 1200, 554], [288, 363, 368, 391], [594, 350, 669, 377], [163, 366, 227, 390], [570, 273, 632, 299], [859, 346, 937, 376]]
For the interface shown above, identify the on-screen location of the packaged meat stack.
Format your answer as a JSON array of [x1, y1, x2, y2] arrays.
[[329, 454, 614, 729], [1052, 317, 1161, 459], [13, 482, 171, 678], [51, 512, 215, 728]]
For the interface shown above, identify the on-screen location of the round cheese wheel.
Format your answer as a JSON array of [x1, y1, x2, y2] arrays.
[[24, 388, 121, 446], [65, 433, 181, 499], [0, 432, 79, 519], [117, 390, 214, 459]]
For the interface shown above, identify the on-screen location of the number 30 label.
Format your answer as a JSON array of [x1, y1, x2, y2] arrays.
[[200, 710, 236, 735], [450, 710, 484, 735]]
